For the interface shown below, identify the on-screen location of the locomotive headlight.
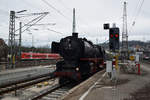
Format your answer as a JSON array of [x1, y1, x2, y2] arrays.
[[76, 67, 79, 71]]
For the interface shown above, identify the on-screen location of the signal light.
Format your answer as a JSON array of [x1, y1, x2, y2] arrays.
[[104, 23, 110, 29], [110, 34, 113, 38], [109, 28, 120, 51], [115, 34, 119, 38]]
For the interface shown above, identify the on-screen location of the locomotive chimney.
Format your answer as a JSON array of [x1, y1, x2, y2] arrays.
[[72, 8, 78, 38], [72, 8, 76, 33], [72, 32, 78, 38]]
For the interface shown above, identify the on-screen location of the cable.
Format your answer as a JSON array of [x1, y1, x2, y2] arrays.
[[47, 28, 64, 34], [56, 0, 88, 34], [129, 0, 145, 33], [15, 13, 48, 33], [22, 14, 47, 33], [56, 0, 72, 13], [41, 0, 72, 22], [130, 0, 141, 23], [42, 0, 89, 36], [22, 0, 45, 12], [135, 0, 145, 19]]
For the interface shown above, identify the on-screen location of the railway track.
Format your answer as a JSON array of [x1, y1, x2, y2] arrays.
[[40, 85, 71, 100], [0, 67, 105, 99], [27, 83, 72, 100], [29, 70, 105, 100], [0, 73, 56, 95]]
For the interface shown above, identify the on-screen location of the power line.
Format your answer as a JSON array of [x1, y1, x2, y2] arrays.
[[22, 0, 44, 12], [134, 0, 145, 20], [56, 0, 87, 34], [130, 0, 141, 22], [15, 12, 49, 33], [56, 0, 72, 12], [47, 28, 64, 34], [129, 0, 145, 33], [41, 0, 72, 22], [22, 14, 48, 33], [42, 0, 88, 35]]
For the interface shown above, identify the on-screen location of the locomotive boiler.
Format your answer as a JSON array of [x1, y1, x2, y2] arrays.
[[51, 33, 105, 84]]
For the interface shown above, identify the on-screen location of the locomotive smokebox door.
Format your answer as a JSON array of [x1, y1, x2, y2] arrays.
[[51, 42, 60, 53]]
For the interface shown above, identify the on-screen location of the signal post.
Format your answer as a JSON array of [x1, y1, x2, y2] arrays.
[[104, 23, 120, 80]]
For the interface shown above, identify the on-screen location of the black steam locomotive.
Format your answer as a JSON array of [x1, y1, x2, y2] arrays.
[[52, 33, 105, 84]]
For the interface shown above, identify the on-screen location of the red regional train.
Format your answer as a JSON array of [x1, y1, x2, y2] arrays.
[[21, 52, 61, 60]]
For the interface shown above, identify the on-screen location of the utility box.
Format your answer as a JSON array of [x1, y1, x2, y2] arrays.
[[136, 54, 140, 62], [106, 61, 112, 72]]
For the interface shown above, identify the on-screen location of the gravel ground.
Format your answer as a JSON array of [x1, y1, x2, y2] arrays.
[[124, 82, 150, 100], [124, 63, 150, 100]]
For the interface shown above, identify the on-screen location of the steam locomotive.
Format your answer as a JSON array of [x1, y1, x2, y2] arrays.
[[52, 33, 105, 84]]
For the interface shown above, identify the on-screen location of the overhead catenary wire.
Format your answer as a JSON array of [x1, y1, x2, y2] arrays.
[[41, 0, 72, 22], [47, 28, 64, 34], [22, 0, 45, 12], [129, 0, 145, 33], [17, 12, 49, 17], [15, 12, 49, 34], [56, 0, 88, 34], [130, 0, 141, 23], [14, 0, 70, 36], [57, 0, 88, 32], [16, 16, 63, 35], [15, 12, 49, 29], [133, 0, 145, 22], [42, 0, 88, 35], [23, 15, 47, 33], [56, 0, 72, 13]]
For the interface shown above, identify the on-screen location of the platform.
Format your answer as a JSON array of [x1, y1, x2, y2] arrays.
[[62, 63, 150, 100]]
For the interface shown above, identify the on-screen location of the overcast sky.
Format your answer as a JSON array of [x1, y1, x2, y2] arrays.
[[0, 0, 149, 47]]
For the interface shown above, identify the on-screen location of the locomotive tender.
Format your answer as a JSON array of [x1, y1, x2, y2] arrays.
[[52, 33, 105, 84]]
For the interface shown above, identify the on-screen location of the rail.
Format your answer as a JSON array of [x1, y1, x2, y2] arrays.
[[0, 72, 56, 95], [0, 72, 55, 88], [27, 82, 70, 100]]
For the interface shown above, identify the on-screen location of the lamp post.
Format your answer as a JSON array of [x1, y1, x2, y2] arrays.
[[19, 22, 22, 61], [17, 10, 27, 61], [28, 32, 34, 52]]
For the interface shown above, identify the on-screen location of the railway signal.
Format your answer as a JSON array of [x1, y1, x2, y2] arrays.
[[109, 27, 120, 52], [104, 23, 110, 30]]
